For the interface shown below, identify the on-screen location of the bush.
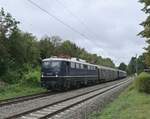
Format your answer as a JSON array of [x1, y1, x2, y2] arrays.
[[0, 63, 41, 87], [1, 70, 22, 84], [22, 68, 41, 86], [135, 72, 150, 94]]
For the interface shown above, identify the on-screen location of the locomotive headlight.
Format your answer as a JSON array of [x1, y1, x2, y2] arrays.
[[41, 72, 44, 78], [55, 72, 58, 77]]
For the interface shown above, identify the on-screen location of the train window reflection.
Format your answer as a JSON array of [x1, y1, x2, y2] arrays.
[[42, 61, 61, 71]]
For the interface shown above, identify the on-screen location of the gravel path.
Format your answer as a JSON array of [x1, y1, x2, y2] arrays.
[[0, 78, 129, 119]]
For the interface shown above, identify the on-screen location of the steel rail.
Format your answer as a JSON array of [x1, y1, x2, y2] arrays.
[[41, 79, 131, 119], [6, 78, 132, 119], [0, 91, 54, 107]]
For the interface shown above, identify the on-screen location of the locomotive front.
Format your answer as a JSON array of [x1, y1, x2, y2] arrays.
[[41, 59, 64, 89]]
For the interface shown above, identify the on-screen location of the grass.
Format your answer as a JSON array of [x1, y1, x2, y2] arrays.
[[0, 83, 46, 101], [0, 67, 47, 101], [90, 83, 150, 119]]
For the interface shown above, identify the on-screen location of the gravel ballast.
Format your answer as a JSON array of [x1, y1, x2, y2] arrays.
[[0, 78, 130, 119], [50, 78, 133, 119]]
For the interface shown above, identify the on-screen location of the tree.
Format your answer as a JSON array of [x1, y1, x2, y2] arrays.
[[0, 8, 19, 77], [39, 36, 54, 59], [127, 55, 146, 75], [0, 8, 40, 83], [137, 55, 146, 74], [139, 0, 150, 66], [58, 40, 77, 57], [118, 63, 127, 71], [0, 8, 19, 39], [127, 57, 136, 75]]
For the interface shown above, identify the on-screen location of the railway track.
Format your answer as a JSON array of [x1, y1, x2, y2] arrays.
[[6, 78, 132, 119], [0, 80, 124, 107], [0, 91, 54, 107]]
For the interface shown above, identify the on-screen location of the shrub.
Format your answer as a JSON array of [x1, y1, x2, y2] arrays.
[[23, 68, 41, 86], [1, 70, 22, 84], [135, 72, 150, 94]]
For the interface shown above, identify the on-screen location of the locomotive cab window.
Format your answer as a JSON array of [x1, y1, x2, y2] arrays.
[[42, 61, 62, 71]]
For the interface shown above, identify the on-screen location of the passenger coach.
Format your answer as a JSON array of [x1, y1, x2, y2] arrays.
[[41, 57, 127, 90]]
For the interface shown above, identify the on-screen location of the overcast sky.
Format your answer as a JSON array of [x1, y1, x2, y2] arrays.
[[0, 0, 147, 66]]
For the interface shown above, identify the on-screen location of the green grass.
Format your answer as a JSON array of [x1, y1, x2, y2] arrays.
[[90, 83, 150, 119], [0, 67, 47, 101], [0, 83, 46, 101]]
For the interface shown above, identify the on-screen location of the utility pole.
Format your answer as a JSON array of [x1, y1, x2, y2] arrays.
[[135, 54, 138, 76]]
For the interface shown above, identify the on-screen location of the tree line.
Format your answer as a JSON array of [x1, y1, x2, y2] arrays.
[[0, 8, 115, 84], [118, 55, 146, 75]]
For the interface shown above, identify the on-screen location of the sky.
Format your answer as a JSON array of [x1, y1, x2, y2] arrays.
[[0, 0, 147, 66]]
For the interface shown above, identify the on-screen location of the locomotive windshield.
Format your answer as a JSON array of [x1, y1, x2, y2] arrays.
[[42, 61, 61, 72]]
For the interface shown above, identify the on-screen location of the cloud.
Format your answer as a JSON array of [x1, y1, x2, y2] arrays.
[[0, 0, 147, 65]]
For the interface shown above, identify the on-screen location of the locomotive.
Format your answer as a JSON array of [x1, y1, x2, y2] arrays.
[[41, 57, 127, 90]]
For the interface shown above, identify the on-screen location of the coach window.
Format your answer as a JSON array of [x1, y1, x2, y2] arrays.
[[76, 63, 80, 69], [79, 64, 81, 69], [80, 64, 84, 69], [88, 65, 90, 70], [71, 62, 75, 68], [84, 65, 87, 69]]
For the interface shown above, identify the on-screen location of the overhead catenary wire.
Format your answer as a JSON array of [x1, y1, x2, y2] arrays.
[[55, 0, 100, 40], [27, 0, 92, 41]]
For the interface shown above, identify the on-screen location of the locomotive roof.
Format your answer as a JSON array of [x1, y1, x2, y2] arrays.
[[42, 57, 120, 71], [43, 57, 96, 66]]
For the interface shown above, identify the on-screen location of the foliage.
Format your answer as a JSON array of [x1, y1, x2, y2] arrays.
[[118, 62, 127, 71], [127, 57, 137, 75], [139, 0, 150, 66], [137, 55, 146, 73], [135, 72, 150, 94], [39, 36, 54, 59], [1, 69, 21, 84], [0, 83, 46, 100], [127, 55, 146, 75], [0, 8, 19, 38], [22, 67, 41, 86], [90, 84, 150, 119]]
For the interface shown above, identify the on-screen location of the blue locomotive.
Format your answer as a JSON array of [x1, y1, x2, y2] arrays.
[[41, 57, 127, 90]]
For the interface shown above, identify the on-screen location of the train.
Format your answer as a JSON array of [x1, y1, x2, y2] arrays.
[[41, 57, 127, 90]]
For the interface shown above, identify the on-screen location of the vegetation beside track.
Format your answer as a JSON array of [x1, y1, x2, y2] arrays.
[[0, 67, 46, 101], [90, 73, 150, 119], [0, 83, 46, 100], [135, 72, 150, 94]]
